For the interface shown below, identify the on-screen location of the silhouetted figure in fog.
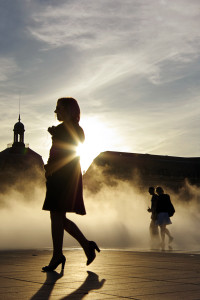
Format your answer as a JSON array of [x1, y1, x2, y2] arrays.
[[156, 186, 174, 250], [147, 187, 159, 247], [42, 97, 100, 272]]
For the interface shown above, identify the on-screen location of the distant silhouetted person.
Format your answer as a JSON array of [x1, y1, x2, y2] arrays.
[[42, 97, 100, 272], [147, 187, 159, 247], [156, 186, 174, 250]]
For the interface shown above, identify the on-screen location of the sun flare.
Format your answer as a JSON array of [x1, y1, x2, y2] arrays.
[[76, 117, 117, 173]]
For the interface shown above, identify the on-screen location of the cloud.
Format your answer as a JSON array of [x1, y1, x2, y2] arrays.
[[27, 0, 200, 83], [0, 57, 19, 81], [0, 0, 200, 163]]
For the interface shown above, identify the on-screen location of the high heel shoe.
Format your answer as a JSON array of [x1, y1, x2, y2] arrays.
[[42, 255, 66, 272], [86, 241, 100, 266]]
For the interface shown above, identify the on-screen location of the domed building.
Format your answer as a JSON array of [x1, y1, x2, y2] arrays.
[[0, 115, 45, 194]]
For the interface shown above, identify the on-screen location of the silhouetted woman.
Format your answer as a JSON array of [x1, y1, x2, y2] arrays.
[[156, 186, 174, 249], [42, 97, 100, 271]]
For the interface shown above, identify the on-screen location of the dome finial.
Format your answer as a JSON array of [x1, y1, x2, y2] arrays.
[[18, 94, 21, 122]]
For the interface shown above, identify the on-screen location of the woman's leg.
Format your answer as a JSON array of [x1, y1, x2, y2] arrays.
[[165, 227, 174, 243], [50, 211, 65, 260], [63, 215, 100, 265], [63, 216, 89, 250], [160, 225, 166, 247]]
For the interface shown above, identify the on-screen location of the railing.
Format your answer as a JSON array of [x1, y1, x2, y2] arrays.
[[7, 143, 29, 148]]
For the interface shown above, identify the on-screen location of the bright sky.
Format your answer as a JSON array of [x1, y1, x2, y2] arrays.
[[1, 0, 200, 171]]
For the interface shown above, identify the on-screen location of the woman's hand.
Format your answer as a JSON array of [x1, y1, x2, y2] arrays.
[[48, 126, 56, 135]]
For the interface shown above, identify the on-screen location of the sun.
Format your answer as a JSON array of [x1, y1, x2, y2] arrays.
[[76, 117, 116, 173]]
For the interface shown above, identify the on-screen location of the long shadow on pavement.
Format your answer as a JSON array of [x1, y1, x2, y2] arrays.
[[30, 270, 105, 300]]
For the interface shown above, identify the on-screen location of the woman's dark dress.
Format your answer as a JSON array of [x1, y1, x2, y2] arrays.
[[42, 122, 86, 215]]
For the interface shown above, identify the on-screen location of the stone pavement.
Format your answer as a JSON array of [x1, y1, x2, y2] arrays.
[[0, 249, 200, 299]]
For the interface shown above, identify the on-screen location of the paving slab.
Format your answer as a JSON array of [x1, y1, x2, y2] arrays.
[[0, 249, 200, 299]]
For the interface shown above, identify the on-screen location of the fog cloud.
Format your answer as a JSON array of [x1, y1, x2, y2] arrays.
[[1, 168, 200, 252]]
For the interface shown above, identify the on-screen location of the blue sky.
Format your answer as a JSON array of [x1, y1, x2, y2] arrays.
[[1, 0, 200, 169]]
